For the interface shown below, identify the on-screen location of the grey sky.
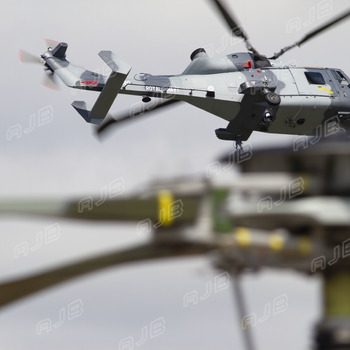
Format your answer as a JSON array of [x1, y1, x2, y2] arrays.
[[0, 0, 349, 349]]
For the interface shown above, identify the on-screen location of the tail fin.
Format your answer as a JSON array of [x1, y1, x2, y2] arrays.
[[72, 51, 132, 125], [41, 43, 132, 125], [51, 42, 68, 59]]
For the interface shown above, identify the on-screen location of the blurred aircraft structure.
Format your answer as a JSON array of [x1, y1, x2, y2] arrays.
[[223, 135, 350, 350], [1, 136, 350, 349]]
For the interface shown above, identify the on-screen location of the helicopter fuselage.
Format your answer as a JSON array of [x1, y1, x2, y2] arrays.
[[40, 44, 350, 142], [118, 59, 350, 141]]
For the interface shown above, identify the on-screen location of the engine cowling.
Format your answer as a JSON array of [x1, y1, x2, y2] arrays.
[[183, 48, 256, 75], [183, 48, 271, 75]]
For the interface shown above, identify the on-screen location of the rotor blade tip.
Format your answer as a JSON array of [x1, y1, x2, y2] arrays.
[[18, 50, 23, 64], [41, 83, 59, 91]]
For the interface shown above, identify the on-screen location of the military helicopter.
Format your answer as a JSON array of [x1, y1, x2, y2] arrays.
[[20, 1, 350, 147]]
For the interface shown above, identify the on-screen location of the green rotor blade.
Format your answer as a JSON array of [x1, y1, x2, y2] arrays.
[[0, 241, 214, 309], [0, 194, 201, 225]]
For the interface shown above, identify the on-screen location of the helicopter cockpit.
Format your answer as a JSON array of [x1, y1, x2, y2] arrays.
[[331, 69, 350, 87]]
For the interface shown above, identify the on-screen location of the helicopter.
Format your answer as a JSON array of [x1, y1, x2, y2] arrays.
[[20, 1, 350, 147]]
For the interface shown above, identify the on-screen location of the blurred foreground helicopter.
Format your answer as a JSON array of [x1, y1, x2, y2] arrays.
[[20, 1, 350, 147], [2, 136, 350, 349]]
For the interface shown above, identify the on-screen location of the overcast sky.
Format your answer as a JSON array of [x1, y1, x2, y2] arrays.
[[0, 0, 349, 349]]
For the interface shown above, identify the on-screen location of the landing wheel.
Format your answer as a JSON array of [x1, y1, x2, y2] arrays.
[[264, 92, 281, 106]]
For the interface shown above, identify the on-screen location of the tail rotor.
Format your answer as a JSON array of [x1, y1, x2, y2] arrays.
[[19, 40, 60, 90], [42, 68, 59, 90]]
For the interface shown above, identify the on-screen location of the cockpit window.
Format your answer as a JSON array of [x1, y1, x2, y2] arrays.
[[332, 70, 350, 86], [305, 72, 326, 85]]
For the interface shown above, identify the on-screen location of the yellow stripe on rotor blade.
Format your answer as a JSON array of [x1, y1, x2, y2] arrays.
[[269, 233, 284, 251], [158, 190, 174, 227], [235, 227, 251, 247]]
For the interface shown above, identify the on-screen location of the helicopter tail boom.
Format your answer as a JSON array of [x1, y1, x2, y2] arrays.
[[41, 43, 132, 125], [41, 43, 104, 91]]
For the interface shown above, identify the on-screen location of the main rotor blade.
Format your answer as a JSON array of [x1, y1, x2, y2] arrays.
[[96, 98, 181, 138], [0, 241, 214, 309], [209, 0, 257, 53], [0, 195, 200, 223], [271, 8, 350, 59]]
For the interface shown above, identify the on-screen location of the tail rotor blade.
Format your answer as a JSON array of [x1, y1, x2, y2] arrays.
[[18, 50, 42, 65], [19, 42, 60, 90], [42, 71, 59, 90], [43, 38, 59, 50]]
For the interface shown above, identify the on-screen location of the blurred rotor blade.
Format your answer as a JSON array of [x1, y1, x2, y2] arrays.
[[271, 8, 350, 59], [41, 71, 59, 90], [0, 241, 214, 309], [0, 194, 200, 224], [96, 98, 181, 138], [43, 38, 59, 49], [209, 0, 257, 53], [18, 50, 42, 65], [232, 196, 350, 231], [231, 270, 256, 350]]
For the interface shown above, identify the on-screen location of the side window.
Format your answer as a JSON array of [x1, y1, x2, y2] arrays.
[[305, 72, 326, 85], [332, 70, 350, 86]]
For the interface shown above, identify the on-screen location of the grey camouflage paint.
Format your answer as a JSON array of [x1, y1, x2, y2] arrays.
[[41, 44, 350, 142]]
